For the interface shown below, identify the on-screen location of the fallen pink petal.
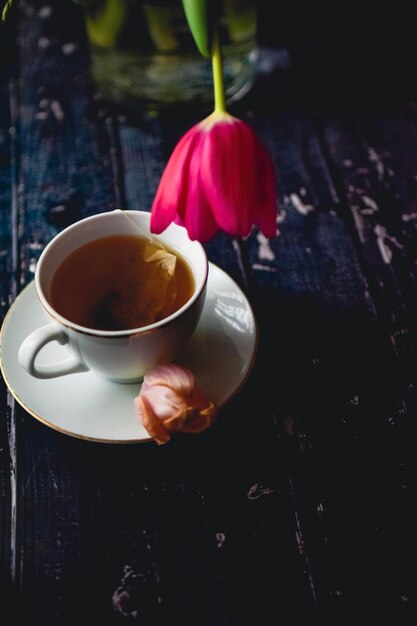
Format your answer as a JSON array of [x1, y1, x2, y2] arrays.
[[150, 111, 278, 242], [134, 363, 217, 445]]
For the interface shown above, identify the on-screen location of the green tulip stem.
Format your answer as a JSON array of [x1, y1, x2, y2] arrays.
[[211, 20, 227, 114]]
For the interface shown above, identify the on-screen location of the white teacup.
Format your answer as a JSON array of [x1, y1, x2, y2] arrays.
[[18, 210, 208, 383]]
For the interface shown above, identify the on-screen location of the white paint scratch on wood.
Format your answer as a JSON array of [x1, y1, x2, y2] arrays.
[[402, 212, 417, 222], [37, 37, 50, 49], [376, 234, 392, 263], [247, 483, 274, 500], [374, 224, 403, 264], [6, 392, 17, 583], [277, 208, 287, 223], [231, 238, 248, 290], [351, 205, 366, 243], [361, 195, 379, 214], [112, 565, 140, 618], [289, 475, 318, 606], [290, 193, 314, 215], [39, 5, 53, 19], [7, 77, 19, 585], [256, 232, 275, 261], [62, 42, 78, 55], [368, 147, 385, 181], [252, 263, 278, 273], [50, 100, 64, 122]]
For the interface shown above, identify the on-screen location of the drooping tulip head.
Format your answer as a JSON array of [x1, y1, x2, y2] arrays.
[[150, 111, 278, 243]]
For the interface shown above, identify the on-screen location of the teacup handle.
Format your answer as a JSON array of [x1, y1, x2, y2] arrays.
[[18, 323, 88, 379]]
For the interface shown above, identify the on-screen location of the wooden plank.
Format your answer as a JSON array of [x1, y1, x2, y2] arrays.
[[236, 108, 415, 624], [17, 0, 116, 285], [3, 2, 122, 621], [1, 1, 21, 598], [0, 71, 17, 600], [310, 110, 416, 623], [319, 110, 417, 352]]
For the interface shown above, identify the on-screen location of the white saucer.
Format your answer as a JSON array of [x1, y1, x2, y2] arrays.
[[0, 263, 258, 443]]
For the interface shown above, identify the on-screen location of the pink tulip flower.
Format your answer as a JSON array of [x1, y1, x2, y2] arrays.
[[149, 3, 279, 243], [134, 364, 217, 445], [150, 110, 278, 242]]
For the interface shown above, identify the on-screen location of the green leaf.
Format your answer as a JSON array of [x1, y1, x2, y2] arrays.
[[2, 0, 14, 23], [143, 6, 178, 53], [181, 0, 212, 58], [85, 0, 126, 49]]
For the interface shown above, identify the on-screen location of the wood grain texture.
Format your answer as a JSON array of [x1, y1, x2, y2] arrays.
[[0, 1, 416, 625], [0, 57, 19, 601], [320, 111, 417, 332]]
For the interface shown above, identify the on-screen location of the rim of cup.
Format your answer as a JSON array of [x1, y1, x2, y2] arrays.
[[34, 210, 209, 338]]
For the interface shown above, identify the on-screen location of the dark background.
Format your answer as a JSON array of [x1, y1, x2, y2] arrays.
[[2, 1, 417, 106], [257, 1, 417, 107]]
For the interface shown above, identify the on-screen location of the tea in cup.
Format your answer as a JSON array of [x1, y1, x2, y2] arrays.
[[18, 210, 208, 383]]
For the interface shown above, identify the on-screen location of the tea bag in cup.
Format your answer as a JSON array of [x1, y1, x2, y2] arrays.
[[91, 236, 179, 330], [99, 209, 179, 328]]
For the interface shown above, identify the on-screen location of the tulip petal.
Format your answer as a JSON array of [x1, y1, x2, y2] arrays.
[[151, 124, 219, 242], [203, 118, 256, 235], [134, 396, 171, 445], [143, 363, 194, 394], [179, 392, 217, 433], [150, 125, 200, 234], [182, 158, 219, 241], [150, 112, 278, 243], [134, 363, 217, 444], [202, 117, 277, 237], [139, 384, 186, 420]]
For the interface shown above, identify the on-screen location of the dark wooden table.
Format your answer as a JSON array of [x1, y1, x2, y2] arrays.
[[1, 2, 416, 624]]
